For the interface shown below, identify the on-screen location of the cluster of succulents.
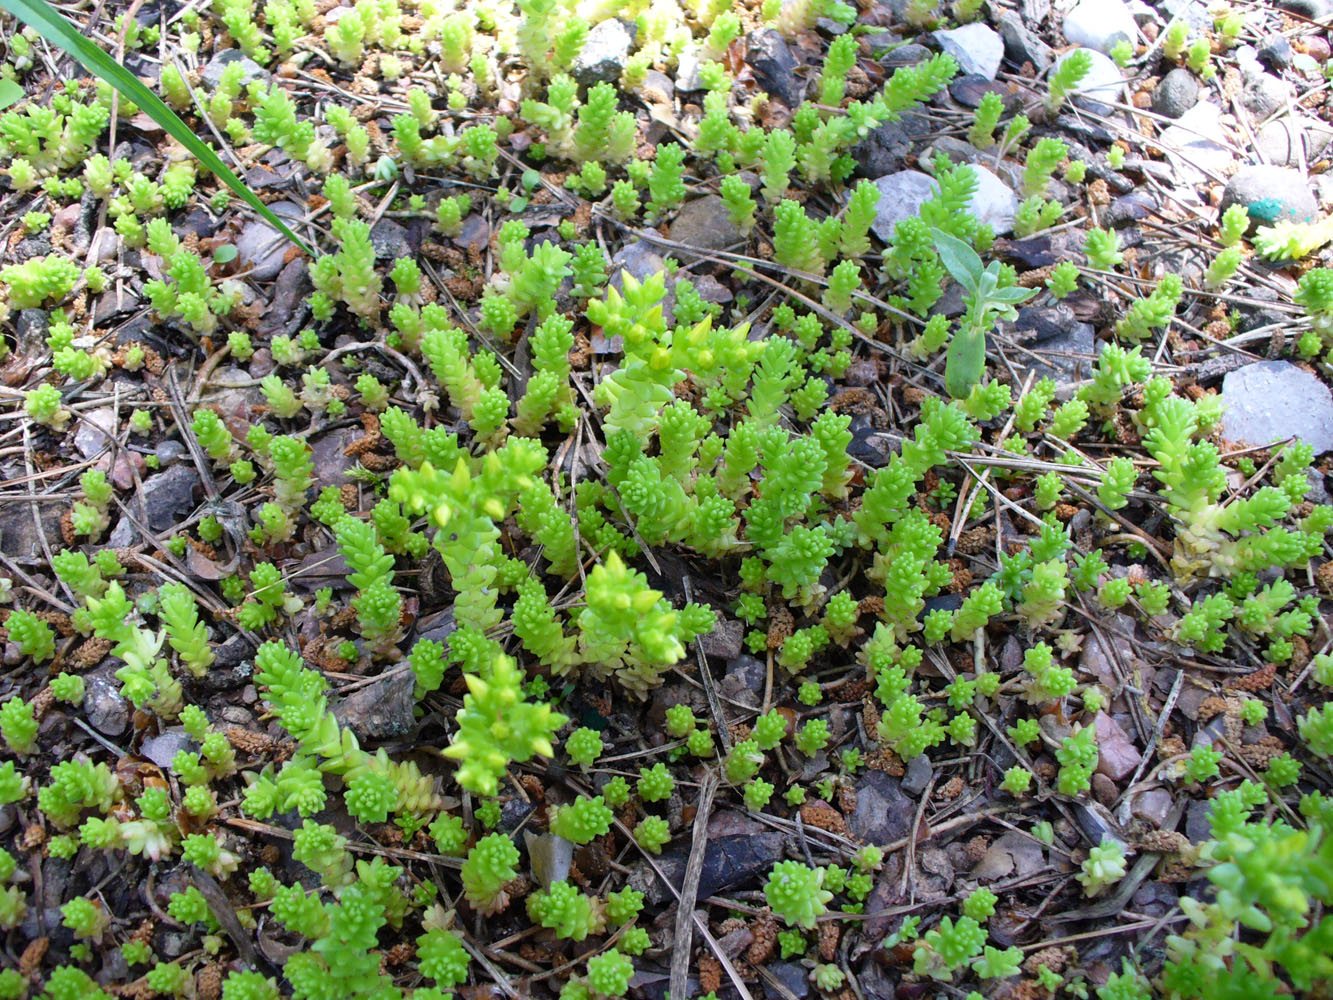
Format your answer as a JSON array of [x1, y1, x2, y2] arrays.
[[0, 0, 1329, 996]]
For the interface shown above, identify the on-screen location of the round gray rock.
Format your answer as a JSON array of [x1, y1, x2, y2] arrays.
[[1276, 0, 1331, 18], [141, 730, 195, 769], [852, 112, 932, 178], [1221, 361, 1333, 454], [332, 670, 417, 741], [1012, 304, 1097, 383], [901, 753, 933, 797], [1315, 173, 1333, 210], [201, 48, 270, 89], [1255, 116, 1333, 167], [949, 75, 1013, 110], [610, 241, 666, 283], [1220, 165, 1318, 228], [1151, 68, 1200, 119], [871, 164, 1016, 241], [1159, 100, 1232, 179], [1104, 191, 1157, 228], [881, 43, 932, 68], [1257, 34, 1294, 70], [849, 771, 914, 842], [236, 201, 304, 281], [370, 217, 414, 259], [668, 195, 745, 252], [74, 406, 118, 460], [14, 309, 47, 358], [1158, 0, 1213, 30], [934, 23, 1004, 80], [84, 672, 130, 737], [154, 439, 187, 468], [1240, 68, 1292, 120]]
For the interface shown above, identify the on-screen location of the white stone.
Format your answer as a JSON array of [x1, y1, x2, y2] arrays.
[[1063, 0, 1137, 54], [1053, 47, 1125, 105], [1294, 53, 1322, 74], [870, 170, 940, 242], [934, 23, 1004, 80], [1221, 361, 1333, 454], [572, 18, 632, 87], [74, 406, 118, 460], [967, 164, 1018, 236], [1159, 101, 1233, 182], [871, 164, 1017, 241]]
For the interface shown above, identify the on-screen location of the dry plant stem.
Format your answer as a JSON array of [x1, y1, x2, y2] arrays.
[[683, 574, 733, 752], [670, 770, 719, 1000]]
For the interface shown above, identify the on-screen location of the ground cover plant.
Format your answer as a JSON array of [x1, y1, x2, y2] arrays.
[[0, 0, 1331, 997]]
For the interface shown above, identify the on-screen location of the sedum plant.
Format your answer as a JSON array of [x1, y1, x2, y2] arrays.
[[445, 652, 566, 797], [1138, 381, 1326, 580], [335, 516, 403, 656], [158, 583, 214, 676], [1078, 839, 1128, 896], [461, 832, 520, 914], [5, 609, 54, 663], [913, 915, 986, 981], [5, 4, 1333, 995], [765, 861, 833, 929], [528, 881, 603, 941], [549, 795, 613, 845], [573, 552, 715, 697], [0, 253, 81, 308], [0, 697, 37, 754], [310, 218, 382, 321], [1047, 49, 1093, 110]]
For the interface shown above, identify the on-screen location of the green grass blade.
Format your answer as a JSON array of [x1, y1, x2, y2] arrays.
[[0, 79, 23, 111], [0, 0, 313, 256]]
